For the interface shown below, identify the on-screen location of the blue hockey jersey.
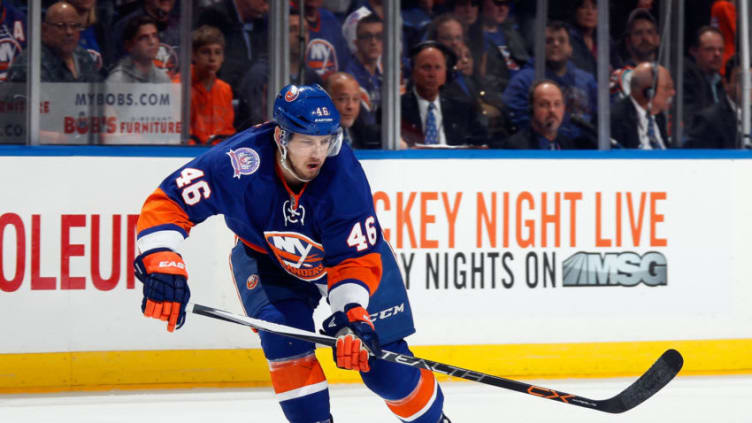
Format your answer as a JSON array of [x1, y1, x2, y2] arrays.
[[0, 3, 26, 81], [136, 122, 414, 343]]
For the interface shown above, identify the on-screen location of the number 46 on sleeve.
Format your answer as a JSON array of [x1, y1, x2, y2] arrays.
[[176, 168, 212, 206], [347, 216, 377, 251]]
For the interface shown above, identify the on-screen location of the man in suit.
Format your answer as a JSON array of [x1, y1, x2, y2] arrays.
[[503, 80, 593, 149], [685, 55, 743, 148], [611, 62, 675, 149], [502, 21, 598, 142], [401, 41, 487, 147], [683, 26, 725, 125]]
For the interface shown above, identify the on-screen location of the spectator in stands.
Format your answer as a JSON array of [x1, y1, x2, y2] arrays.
[[502, 20, 597, 142], [567, 0, 621, 77], [711, 0, 736, 76], [428, 13, 465, 54], [236, 7, 321, 129], [0, 0, 27, 81], [345, 13, 383, 126], [468, 0, 528, 98], [303, 0, 352, 80], [685, 55, 744, 148], [107, 15, 170, 83], [326, 72, 382, 149], [69, 0, 105, 71], [401, 41, 487, 147], [610, 8, 660, 100], [621, 9, 659, 67], [112, 0, 181, 77], [502, 80, 593, 149], [342, 0, 384, 56], [402, 0, 436, 49], [610, 62, 674, 149], [187, 25, 235, 146], [8, 1, 101, 82], [196, 0, 268, 94], [684, 26, 725, 125], [450, 0, 480, 28], [428, 15, 503, 140]]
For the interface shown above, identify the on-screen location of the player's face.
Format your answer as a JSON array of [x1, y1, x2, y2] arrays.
[[286, 133, 331, 180]]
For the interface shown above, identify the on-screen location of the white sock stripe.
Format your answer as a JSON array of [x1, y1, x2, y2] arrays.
[[275, 380, 328, 402], [398, 378, 438, 422]]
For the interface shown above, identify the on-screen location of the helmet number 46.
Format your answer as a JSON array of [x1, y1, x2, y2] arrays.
[[175, 167, 212, 206], [347, 216, 377, 252]]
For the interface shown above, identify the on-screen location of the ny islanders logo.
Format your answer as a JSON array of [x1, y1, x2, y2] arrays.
[[305, 38, 338, 78], [227, 147, 260, 178], [264, 231, 326, 281]]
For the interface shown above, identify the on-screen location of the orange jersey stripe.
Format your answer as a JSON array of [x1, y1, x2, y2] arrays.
[[269, 354, 327, 394], [385, 368, 437, 419], [326, 253, 382, 295], [137, 188, 194, 235], [239, 237, 269, 255]]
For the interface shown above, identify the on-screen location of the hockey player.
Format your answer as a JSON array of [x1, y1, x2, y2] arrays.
[[133, 84, 451, 423]]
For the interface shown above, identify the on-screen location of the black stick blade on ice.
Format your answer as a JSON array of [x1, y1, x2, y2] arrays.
[[190, 303, 683, 414]]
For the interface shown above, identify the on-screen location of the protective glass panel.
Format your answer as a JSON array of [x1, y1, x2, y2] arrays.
[[0, 1, 28, 144], [29, 1, 184, 145], [197, 0, 269, 138]]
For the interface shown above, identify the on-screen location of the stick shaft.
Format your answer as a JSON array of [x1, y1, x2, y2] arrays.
[[189, 303, 681, 414]]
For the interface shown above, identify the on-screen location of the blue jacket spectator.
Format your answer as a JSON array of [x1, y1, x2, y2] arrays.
[[501, 21, 597, 141]]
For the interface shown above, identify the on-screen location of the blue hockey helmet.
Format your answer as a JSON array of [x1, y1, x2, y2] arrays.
[[273, 84, 343, 157]]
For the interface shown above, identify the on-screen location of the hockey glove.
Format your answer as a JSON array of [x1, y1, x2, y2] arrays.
[[322, 304, 380, 372], [134, 248, 191, 332]]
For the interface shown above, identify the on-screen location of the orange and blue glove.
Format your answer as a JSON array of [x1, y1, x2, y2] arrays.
[[133, 248, 190, 332], [322, 304, 380, 372]]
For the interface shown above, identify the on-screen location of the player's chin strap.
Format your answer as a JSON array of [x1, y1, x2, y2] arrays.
[[274, 126, 344, 184]]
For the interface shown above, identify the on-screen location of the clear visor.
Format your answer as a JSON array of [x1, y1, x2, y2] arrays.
[[327, 127, 343, 157]]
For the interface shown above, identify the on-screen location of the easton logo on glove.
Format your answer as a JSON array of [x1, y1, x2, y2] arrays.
[[158, 260, 185, 270]]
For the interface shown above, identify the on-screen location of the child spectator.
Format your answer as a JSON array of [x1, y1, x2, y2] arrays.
[[188, 25, 235, 145]]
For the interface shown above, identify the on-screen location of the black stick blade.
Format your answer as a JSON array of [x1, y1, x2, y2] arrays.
[[602, 349, 684, 413]]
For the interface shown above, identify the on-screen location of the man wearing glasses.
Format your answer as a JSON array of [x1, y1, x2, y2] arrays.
[[8, 1, 101, 82], [344, 13, 383, 127]]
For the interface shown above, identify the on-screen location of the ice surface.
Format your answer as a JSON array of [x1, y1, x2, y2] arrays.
[[0, 375, 750, 422]]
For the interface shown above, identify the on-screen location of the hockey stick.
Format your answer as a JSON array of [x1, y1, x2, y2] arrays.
[[188, 303, 683, 414]]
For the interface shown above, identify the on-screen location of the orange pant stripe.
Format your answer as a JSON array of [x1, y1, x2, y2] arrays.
[[269, 353, 327, 396], [385, 368, 437, 420]]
